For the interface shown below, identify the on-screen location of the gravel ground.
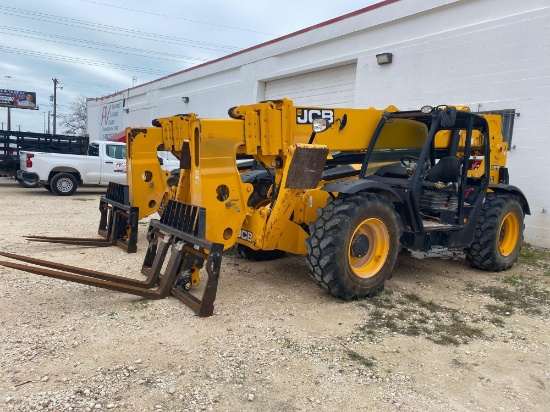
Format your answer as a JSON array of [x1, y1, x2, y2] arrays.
[[0, 177, 549, 412]]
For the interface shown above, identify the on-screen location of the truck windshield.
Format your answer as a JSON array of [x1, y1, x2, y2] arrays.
[[364, 118, 428, 176]]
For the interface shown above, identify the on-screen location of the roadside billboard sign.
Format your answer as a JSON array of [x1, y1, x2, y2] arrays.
[[0, 89, 38, 110], [99, 100, 123, 140]]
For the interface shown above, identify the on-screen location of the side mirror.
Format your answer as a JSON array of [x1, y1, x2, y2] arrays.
[[441, 106, 457, 127]]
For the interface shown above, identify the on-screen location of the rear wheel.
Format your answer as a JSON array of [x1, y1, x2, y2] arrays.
[[50, 173, 78, 196], [465, 194, 524, 271], [305, 193, 402, 299], [17, 178, 38, 188]]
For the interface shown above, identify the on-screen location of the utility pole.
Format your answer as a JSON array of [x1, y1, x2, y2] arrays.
[[47, 110, 51, 134], [52, 78, 60, 135], [5, 75, 12, 132]]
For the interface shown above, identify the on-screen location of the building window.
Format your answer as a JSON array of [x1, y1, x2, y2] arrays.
[[477, 109, 517, 149]]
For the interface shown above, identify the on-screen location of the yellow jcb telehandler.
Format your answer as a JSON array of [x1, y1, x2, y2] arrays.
[[0, 99, 529, 316]]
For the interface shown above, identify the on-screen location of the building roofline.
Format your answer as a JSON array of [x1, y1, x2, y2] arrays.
[[91, 0, 399, 101]]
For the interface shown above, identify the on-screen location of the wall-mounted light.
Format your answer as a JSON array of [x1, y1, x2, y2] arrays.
[[182, 96, 190, 103], [376, 52, 393, 65]]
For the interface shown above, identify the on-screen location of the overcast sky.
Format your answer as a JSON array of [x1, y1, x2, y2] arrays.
[[0, 0, 381, 134]]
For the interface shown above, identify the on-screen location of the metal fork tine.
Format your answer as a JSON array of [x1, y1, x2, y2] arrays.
[[25, 238, 114, 247], [0, 250, 161, 287], [0, 240, 184, 299], [25, 236, 108, 241]]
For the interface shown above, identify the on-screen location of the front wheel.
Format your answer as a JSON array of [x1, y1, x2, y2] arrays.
[[465, 194, 524, 271], [50, 173, 78, 196], [305, 193, 402, 299]]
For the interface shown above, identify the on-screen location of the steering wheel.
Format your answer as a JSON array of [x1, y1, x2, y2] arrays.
[[400, 155, 420, 167]]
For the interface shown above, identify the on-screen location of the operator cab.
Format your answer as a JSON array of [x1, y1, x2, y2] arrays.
[[362, 106, 490, 238]]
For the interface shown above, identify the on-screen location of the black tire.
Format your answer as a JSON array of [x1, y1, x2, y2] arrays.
[[17, 178, 38, 188], [465, 194, 524, 271], [305, 193, 402, 299], [44, 184, 52, 192], [233, 243, 286, 261], [50, 173, 78, 196]]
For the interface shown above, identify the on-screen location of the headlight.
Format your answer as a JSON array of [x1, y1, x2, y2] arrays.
[[421, 105, 433, 114], [312, 118, 330, 133]]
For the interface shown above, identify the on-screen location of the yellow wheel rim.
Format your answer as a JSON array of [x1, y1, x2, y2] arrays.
[[348, 218, 390, 278], [498, 212, 519, 256]]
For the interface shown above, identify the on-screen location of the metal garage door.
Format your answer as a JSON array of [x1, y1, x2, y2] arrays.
[[264, 64, 357, 107]]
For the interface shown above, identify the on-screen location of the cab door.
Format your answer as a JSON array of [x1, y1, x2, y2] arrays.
[[100, 144, 127, 184]]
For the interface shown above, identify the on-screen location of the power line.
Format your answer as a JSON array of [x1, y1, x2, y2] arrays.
[[0, 26, 209, 63], [57, 80, 118, 91], [0, 27, 207, 64], [0, 6, 240, 52], [0, 46, 174, 75], [79, 0, 280, 37], [14, 78, 122, 92]]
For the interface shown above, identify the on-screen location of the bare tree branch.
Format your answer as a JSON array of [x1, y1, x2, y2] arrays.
[[59, 95, 87, 136]]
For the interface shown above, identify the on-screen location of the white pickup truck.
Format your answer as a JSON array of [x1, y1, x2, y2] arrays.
[[17, 140, 179, 196]]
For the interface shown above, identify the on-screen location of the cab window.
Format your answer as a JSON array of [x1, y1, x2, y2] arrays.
[[105, 144, 126, 159], [88, 143, 99, 157]]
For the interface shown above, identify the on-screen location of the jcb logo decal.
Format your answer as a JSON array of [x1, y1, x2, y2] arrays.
[[238, 229, 253, 243], [296, 108, 334, 124]]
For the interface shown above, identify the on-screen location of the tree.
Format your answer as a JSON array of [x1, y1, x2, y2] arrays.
[[60, 95, 87, 136]]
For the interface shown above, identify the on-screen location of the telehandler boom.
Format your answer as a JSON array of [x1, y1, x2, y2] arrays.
[[0, 99, 529, 316]]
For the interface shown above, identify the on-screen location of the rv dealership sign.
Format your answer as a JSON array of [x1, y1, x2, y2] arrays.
[[99, 100, 123, 140]]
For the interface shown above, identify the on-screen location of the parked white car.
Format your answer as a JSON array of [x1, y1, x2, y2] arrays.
[[17, 141, 179, 196]]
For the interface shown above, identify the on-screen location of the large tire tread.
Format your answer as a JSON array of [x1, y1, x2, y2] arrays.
[[465, 194, 524, 272], [305, 193, 402, 300]]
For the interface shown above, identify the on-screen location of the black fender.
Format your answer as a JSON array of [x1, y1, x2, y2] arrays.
[[322, 178, 403, 204], [488, 184, 530, 215], [240, 169, 270, 184]]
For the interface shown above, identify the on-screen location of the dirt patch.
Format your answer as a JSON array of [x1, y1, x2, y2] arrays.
[[0, 177, 549, 411]]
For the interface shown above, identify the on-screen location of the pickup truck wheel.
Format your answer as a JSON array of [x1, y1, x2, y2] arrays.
[[17, 178, 39, 188], [50, 173, 78, 196], [44, 184, 52, 192]]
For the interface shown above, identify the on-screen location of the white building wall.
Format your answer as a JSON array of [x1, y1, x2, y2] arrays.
[[87, 0, 550, 247]]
